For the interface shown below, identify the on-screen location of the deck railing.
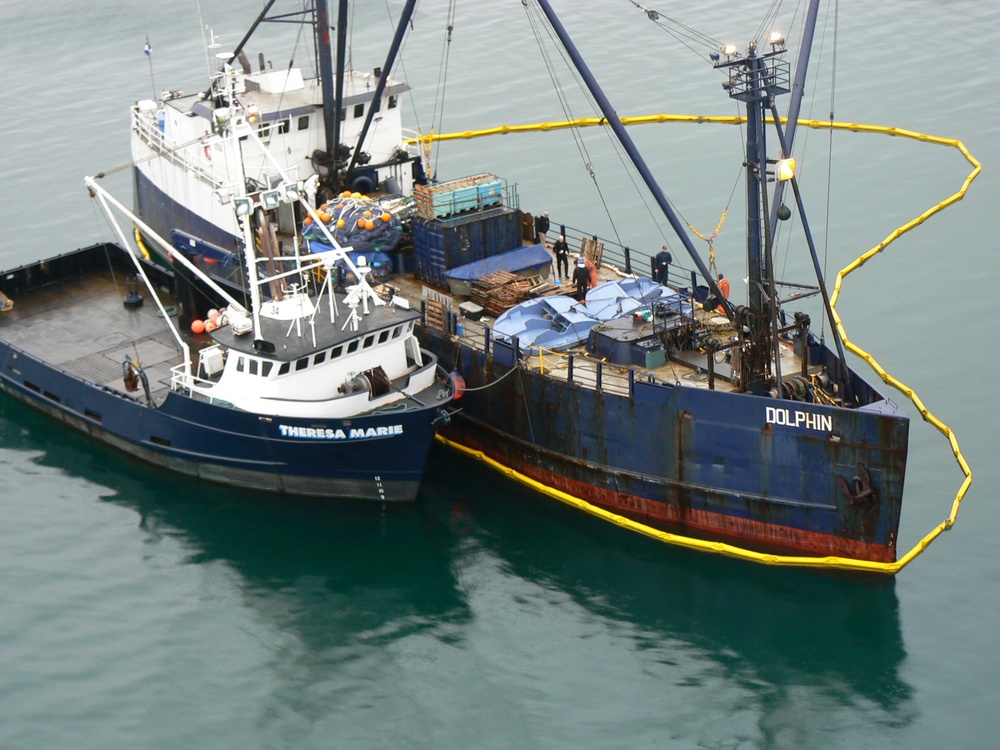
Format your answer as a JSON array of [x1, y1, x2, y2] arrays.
[[432, 308, 671, 399], [540, 219, 705, 292]]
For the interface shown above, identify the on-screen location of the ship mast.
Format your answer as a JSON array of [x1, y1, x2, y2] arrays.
[[713, 42, 791, 390]]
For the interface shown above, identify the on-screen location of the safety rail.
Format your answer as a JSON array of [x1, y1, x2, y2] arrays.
[[432, 306, 668, 398], [417, 113, 978, 574], [169, 363, 232, 405], [131, 106, 222, 189], [532, 216, 709, 291]]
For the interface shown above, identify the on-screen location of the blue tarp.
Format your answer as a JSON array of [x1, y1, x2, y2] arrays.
[[444, 244, 551, 282], [493, 278, 692, 354]]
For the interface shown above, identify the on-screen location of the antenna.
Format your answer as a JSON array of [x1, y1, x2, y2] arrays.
[[144, 34, 157, 100]]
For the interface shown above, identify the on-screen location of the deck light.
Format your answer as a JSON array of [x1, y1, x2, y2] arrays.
[[283, 181, 302, 202], [776, 158, 796, 181], [234, 197, 253, 217], [722, 44, 739, 57], [261, 189, 282, 210], [769, 31, 785, 48]]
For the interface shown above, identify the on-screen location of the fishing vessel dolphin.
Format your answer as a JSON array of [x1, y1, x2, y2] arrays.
[[412, 0, 911, 566]]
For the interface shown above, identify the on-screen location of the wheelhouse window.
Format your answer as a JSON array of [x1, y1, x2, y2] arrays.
[[295, 357, 309, 371], [298, 115, 309, 131], [277, 118, 290, 134], [353, 103, 364, 118], [378, 330, 389, 344], [313, 351, 326, 365], [388, 95, 398, 109], [278, 362, 290, 376], [363, 335, 375, 349], [347, 340, 359, 354]]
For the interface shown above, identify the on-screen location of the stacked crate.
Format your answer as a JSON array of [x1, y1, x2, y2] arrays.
[[413, 174, 504, 221], [471, 272, 556, 317]]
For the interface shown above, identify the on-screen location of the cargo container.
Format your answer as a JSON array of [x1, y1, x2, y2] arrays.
[[412, 206, 523, 288]]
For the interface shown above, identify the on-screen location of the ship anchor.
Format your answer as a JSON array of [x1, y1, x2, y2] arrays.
[[837, 463, 878, 507]]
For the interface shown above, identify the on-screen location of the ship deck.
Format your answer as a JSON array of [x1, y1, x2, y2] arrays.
[[384, 261, 785, 396], [0, 258, 189, 406]]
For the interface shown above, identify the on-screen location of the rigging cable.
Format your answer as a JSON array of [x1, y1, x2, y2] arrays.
[[426, 0, 458, 180], [616, 3, 733, 254], [626, 3, 752, 268], [819, 0, 840, 342], [521, 1, 631, 250]]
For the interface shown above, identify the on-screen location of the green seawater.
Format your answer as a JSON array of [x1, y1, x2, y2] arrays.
[[1, 2, 998, 748]]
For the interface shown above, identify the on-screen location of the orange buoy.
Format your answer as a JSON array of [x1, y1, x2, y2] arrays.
[[381, 212, 392, 223], [191, 319, 206, 334], [204, 320, 218, 333], [449, 371, 466, 400]]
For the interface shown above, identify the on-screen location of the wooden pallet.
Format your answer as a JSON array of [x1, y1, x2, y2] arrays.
[[471, 273, 562, 316], [581, 236, 604, 269], [424, 299, 448, 331]]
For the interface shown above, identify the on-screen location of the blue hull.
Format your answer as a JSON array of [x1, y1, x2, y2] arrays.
[[420, 329, 907, 562], [0, 343, 439, 502], [0, 243, 450, 502]]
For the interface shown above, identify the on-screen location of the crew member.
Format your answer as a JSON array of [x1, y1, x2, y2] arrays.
[[715, 273, 731, 313], [572, 257, 591, 300], [653, 245, 672, 285], [579, 253, 597, 289], [552, 234, 570, 278], [535, 211, 550, 247]]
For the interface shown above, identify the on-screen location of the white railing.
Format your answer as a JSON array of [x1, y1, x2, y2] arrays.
[[131, 107, 222, 189]]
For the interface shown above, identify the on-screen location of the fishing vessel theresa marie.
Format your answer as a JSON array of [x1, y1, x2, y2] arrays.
[[0, 26, 456, 501], [4, 1, 974, 569]]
